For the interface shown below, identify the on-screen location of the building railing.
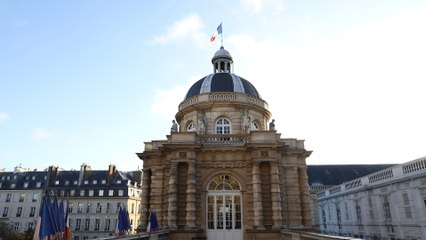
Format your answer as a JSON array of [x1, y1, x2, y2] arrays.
[[198, 134, 249, 144], [89, 230, 170, 240], [318, 156, 426, 199], [178, 92, 269, 111]]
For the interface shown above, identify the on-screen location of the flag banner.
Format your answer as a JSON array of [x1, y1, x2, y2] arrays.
[[210, 23, 222, 42], [148, 211, 158, 232], [64, 201, 71, 240], [116, 206, 131, 235]]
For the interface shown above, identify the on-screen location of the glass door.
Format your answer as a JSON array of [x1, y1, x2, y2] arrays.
[[207, 193, 242, 240]]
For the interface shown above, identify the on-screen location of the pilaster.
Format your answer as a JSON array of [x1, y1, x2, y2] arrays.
[[185, 161, 197, 229], [252, 162, 265, 229]]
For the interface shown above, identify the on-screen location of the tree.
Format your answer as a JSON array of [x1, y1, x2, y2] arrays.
[[0, 219, 18, 240]]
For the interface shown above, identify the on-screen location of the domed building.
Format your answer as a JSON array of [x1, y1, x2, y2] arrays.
[[137, 47, 313, 240]]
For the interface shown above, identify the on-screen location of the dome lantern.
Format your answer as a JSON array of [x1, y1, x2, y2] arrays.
[[212, 46, 233, 73]]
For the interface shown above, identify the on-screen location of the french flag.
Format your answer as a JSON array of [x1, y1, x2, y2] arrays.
[[210, 23, 222, 42]]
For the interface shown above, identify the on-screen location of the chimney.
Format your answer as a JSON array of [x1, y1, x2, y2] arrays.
[[78, 164, 92, 186], [47, 166, 59, 188], [107, 164, 117, 184]]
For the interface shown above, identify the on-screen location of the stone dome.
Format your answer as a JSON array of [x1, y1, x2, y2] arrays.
[[184, 46, 260, 100], [184, 73, 260, 99]]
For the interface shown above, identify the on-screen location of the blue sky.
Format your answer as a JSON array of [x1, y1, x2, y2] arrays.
[[1, 0, 425, 172]]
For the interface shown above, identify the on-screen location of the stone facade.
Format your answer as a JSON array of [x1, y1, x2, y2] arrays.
[[137, 47, 314, 240], [317, 156, 426, 239], [0, 164, 142, 239]]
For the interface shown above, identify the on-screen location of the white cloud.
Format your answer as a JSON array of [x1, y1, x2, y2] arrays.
[[32, 128, 54, 140], [202, 9, 426, 165], [0, 112, 10, 122], [151, 14, 207, 47]]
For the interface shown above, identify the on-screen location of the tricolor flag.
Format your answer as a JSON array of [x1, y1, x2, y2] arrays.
[[210, 23, 222, 42], [64, 201, 71, 240]]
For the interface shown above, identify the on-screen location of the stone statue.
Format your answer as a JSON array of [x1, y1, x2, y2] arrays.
[[269, 119, 275, 131], [197, 112, 206, 134], [242, 110, 251, 133], [170, 120, 178, 133]]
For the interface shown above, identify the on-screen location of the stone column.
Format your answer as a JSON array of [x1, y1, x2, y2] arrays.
[[167, 162, 178, 229], [150, 166, 164, 227], [185, 161, 196, 229], [298, 165, 312, 226], [270, 162, 283, 229], [252, 162, 265, 229], [140, 169, 150, 228]]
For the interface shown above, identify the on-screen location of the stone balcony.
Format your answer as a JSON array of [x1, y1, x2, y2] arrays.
[[178, 92, 269, 111]]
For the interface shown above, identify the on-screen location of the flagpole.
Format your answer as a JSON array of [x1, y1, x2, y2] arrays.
[[221, 23, 223, 47]]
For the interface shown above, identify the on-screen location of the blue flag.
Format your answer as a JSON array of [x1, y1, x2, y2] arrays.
[[39, 196, 55, 238]]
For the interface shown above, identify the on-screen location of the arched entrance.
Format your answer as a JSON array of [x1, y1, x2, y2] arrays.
[[206, 174, 242, 240]]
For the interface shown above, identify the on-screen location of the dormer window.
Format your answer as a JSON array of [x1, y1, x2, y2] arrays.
[[187, 122, 196, 132], [215, 118, 231, 134], [251, 122, 259, 131]]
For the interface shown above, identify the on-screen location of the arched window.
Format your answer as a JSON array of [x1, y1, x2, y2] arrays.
[[251, 122, 259, 131], [208, 175, 241, 191], [215, 118, 231, 134], [187, 121, 195, 132]]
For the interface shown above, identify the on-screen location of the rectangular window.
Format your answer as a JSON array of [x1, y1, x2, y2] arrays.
[[55, 180, 60, 185], [68, 204, 74, 213], [27, 222, 34, 230], [84, 180, 88, 184], [89, 190, 94, 196], [95, 219, 100, 231], [11, 183, 16, 188], [29, 207, 36, 217], [403, 192, 412, 218], [16, 207, 23, 217], [23, 182, 29, 188], [19, 193, 26, 202], [75, 219, 81, 231], [80, 190, 85, 196], [116, 203, 121, 213], [105, 219, 110, 231], [70, 190, 76, 196], [368, 198, 374, 219], [405, 207, 413, 218], [36, 182, 41, 188], [14, 222, 19, 231], [93, 180, 97, 184], [383, 195, 392, 220], [131, 203, 134, 214], [106, 203, 110, 213], [86, 203, 91, 213], [98, 189, 104, 196], [355, 201, 362, 222], [403, 192, 410, 205], [65, 180, 70, 186], [96, 203, 102, 213], [6, 193, 12, 202], [32, 193, 39, 202], [118, 190, 124, 196], [3, 207, 9, 217], [109, 190, 114, 196], [84, 219, 90, 231], [78, 203, 84, 213]]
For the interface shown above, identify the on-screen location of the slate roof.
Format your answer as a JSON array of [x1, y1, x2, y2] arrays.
[[185, 73, 260, 100], [307, 164, 396, 186]]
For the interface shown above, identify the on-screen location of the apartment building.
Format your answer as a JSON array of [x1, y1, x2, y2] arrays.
[[0, 164, 142, 240]]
